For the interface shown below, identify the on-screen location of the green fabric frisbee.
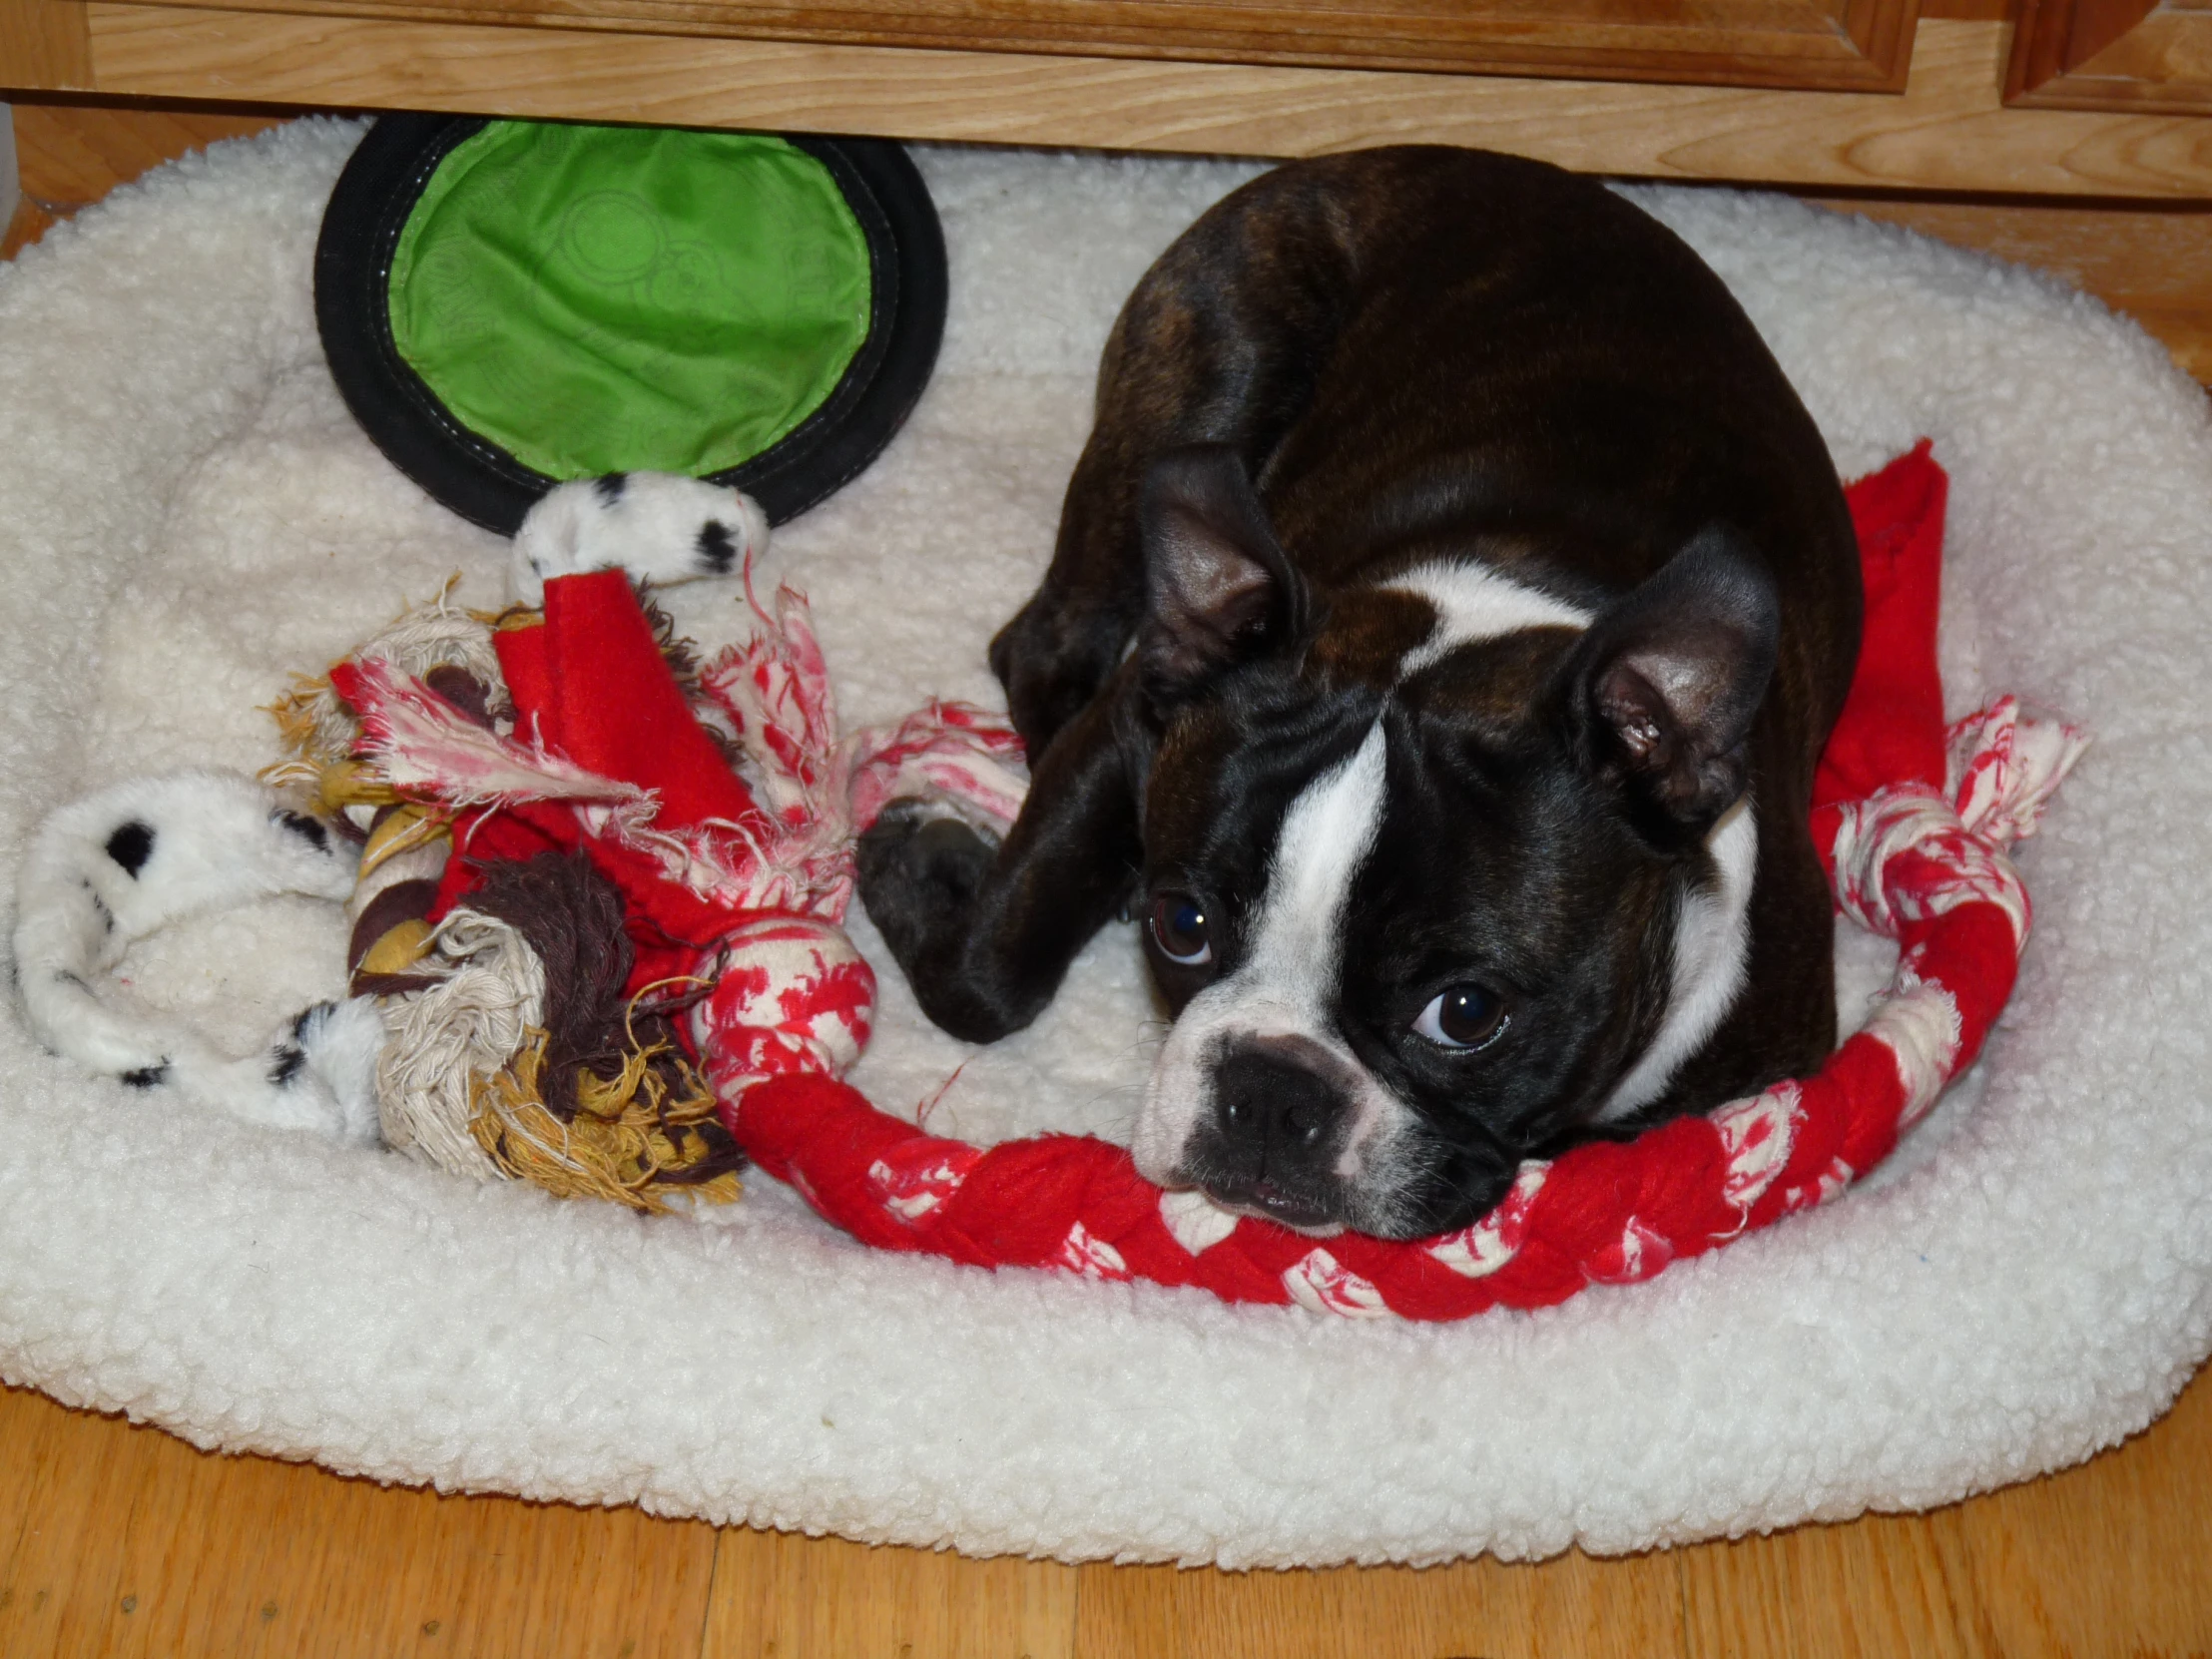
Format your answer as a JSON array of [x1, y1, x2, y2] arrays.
[[316, 116, 946, 534]]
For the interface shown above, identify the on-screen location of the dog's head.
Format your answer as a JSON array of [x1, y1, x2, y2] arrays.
[[1128, 447, 1779, 1239]]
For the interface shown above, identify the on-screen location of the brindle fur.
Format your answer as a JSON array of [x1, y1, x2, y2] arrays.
[[859, 146, 1860, 1172]]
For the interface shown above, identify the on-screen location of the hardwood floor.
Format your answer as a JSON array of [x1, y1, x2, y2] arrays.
[[3, 100, 2209, 1657], [4, 1372, 2209, 1657], [0, 101, 281, 256]]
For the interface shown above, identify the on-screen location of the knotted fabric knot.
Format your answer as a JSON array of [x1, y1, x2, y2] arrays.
[[691, 915, 875, 1098], [1828, 696, 2086, 948]]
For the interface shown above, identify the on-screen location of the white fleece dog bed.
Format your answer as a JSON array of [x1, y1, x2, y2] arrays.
[[2, 121, 2208, 1567]]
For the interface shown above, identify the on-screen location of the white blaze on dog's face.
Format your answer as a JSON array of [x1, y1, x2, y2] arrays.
[[1127, 452, 1779, 1240], [1135, 723, 1398, 1234]]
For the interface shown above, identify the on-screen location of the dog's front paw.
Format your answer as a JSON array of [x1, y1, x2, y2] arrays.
[[989, 599, 1122, 761], [857, 803, 997, 960], [510, 472, 771, 605], [856, 805, 1022, 1043]]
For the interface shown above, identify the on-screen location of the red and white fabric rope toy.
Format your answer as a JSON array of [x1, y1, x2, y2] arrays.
[[730, 693, 2075, 1320], [721, 441, 2086, 1321]]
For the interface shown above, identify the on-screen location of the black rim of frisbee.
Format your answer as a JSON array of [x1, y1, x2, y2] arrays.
[[314, 114, 947, 536]]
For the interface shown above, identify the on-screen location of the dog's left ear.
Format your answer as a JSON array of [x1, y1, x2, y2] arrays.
[[1139, 445, 1309, 702], [1564, 527, 1780, 832]]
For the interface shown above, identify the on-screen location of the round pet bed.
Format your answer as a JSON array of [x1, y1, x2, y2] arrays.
[[0, 121, 2206, 1568]]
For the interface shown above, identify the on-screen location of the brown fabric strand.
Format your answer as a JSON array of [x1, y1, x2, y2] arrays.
[[460, 851, 750, 1197], [462, 852, 636, 1120], [351, 969, 446, 998], [421, 664, 500, 728]]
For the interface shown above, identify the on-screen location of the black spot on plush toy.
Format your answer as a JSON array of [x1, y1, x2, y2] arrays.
[[104, 821, 155, 877]]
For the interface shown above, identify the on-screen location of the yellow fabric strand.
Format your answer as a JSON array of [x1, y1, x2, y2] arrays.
[[357, 918, 435, 978], [469, 1028, 740, 1214], [358, 801, 449, 881]]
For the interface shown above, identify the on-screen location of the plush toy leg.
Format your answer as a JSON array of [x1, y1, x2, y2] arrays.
[[508, 473, 770, 605], [12, 771, 385, 1146]]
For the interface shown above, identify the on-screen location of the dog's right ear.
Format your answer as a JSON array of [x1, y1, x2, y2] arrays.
[[1139, 445, 1308, 702], [1563, 526, 1780, 835]]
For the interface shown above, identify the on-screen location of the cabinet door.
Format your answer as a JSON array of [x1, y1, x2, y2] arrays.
[[112, 0, 1921, 90], [2008, 0, 2212, 110]]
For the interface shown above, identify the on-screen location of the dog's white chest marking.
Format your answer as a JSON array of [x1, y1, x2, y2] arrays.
[[1384, 558, 1758, 1123], [1383, 561, 1594, 674], [1596, 797, 1760, 1123]]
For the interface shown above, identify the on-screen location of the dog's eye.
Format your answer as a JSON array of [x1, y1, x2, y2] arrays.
[[1412, 985, 1507, 1051], [1149, 892, 1213, 965]]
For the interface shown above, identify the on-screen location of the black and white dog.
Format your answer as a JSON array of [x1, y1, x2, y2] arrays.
[[857, 148, 1863, 1240]]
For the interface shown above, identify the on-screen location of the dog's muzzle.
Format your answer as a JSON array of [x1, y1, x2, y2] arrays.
[[1182, 1034, 1360, 1231]]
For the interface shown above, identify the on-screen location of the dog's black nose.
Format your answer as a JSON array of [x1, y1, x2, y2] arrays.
[[1211, 1042, 1348, 1177]]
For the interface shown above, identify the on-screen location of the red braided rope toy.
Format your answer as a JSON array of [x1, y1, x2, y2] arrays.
[[350, 441, 2083, 1321]]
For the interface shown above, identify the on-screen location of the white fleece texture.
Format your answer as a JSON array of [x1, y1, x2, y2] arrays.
[[0, 122, 2206, 1567]]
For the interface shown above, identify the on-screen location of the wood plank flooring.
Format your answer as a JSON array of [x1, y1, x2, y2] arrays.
[[0, 101, 280, 255], [3, 100, 2210, 1657], [5, 1373, 2210, 1657]]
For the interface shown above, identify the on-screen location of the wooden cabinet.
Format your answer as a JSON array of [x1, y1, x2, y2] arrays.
[[6, 1, 2212, 204], [2009, 0, 2212, 112]]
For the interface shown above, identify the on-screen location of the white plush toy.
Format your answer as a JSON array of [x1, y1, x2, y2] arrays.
[[12, 474, 767, 1150], [508, 471, 771, 606], [12, 771, 385, 1144]]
